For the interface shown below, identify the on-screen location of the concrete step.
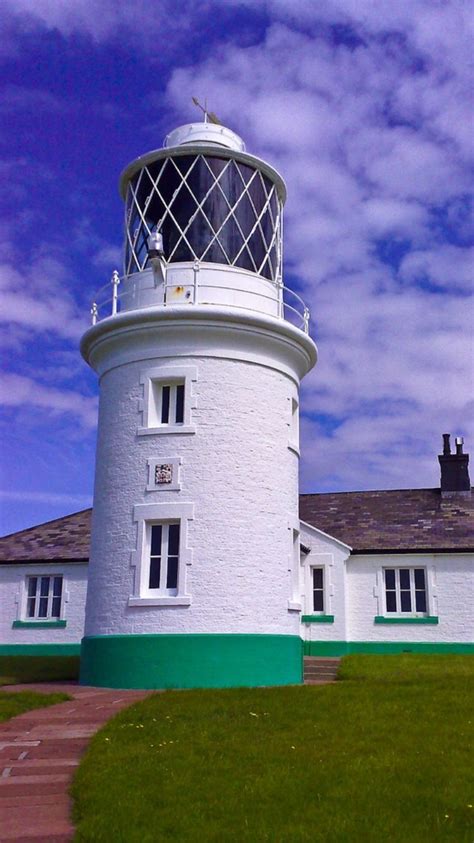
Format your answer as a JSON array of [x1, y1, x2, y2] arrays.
[[303, 657, 341, 684]]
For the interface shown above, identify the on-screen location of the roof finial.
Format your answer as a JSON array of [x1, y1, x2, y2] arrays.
[[192, 96, 222, 126]]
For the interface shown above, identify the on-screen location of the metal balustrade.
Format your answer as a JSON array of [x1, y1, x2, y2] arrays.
[[89, 268, 311, 334]]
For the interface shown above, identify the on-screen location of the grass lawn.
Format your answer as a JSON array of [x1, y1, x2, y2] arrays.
[[0, 690, 71, 723], [72, 655, 474, 843], [0, 655, 80, 687]]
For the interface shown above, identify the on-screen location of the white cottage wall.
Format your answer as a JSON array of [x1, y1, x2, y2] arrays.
[[299, 522, 350, 644], [346, 553, 474, 644], [0, 562, 88, 647]]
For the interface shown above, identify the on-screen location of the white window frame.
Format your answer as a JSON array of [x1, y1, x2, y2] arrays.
[[129, 502, 194, 606], [303, 553, 333, 617], [311, 566, 325, 614], [138, 365, 198, 436], [146, 456, 182, 491], [382, 566, 429, 617], [287, 517, 302, 611], [22, 574, 65, 621], [288, 392, 300, 455]]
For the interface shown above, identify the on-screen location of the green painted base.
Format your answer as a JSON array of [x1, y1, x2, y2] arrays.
[[0, 644, 80, 656], [303, 641, 474, 656], [80, 634, 303, 690]]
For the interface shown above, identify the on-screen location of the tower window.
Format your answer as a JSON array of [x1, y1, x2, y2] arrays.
[[138, 365, 197, 436], [25, 575, 63, 620], [130, 501, 194, 607], [149, 523, 180, 594], [159, 382, 185, 425]]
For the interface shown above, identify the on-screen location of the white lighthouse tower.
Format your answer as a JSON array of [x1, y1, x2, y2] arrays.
[[80, 118, 317, 688]]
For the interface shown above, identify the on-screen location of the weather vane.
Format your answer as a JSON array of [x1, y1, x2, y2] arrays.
[[192, 96, 222, 125]]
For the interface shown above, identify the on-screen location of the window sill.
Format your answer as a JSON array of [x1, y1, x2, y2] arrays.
[[12, 620, 67, 629], [374, 616, 439, 625], [137, 425, 195, 437], [128, 596, 191, 607], [301, 615, 335, 624]]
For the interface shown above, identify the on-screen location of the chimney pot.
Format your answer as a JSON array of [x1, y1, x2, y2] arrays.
[[442, 433, 451, 455], [455, 436, 464, 455]]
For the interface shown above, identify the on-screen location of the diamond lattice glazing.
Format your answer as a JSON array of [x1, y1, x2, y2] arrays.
[[124, 154, 282, 282]]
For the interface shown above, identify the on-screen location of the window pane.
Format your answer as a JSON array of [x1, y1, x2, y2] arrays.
[[415, 590, 427, 612], [385, 569, 395, 590], [38, 597, 48, 618], [313, 569, 323, 589], [51, 596, 61, 618], [400, 590, 412, 612], [175, 384, 185, 424], [53, 577, 63, 598], [386, 591, 397, 612], [167, 556, 178, 589], [414, 569, 425, 589], [27, 597, 36, 618], [40, 577, 50, 597], [161, 386, 170, 424], [168, 524, 180, 556], [151, 525, 162, 556], [313, 590, 324, 612], [149, 557, 161, 589], [399, 569, 411, 590], [28, 577, 37, 598]]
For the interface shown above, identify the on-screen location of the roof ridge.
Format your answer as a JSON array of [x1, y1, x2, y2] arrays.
[[300, 488, 438, 497], [0, 507, 92, 541]]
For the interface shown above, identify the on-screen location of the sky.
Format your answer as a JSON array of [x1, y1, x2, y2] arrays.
[[0, 0, 473, 535]]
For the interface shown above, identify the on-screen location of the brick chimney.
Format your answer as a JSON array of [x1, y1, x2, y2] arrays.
[[438, 434, 471, 496]]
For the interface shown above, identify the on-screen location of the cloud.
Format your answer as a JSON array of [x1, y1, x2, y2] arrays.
[[0, 256, 89, 340], [163, 4, 473, 491], [0, 489, 92, 506], [2, 0, 220, 48], [0, 373, 98, 429]]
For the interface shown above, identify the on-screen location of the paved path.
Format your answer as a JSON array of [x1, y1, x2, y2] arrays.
[[0, 683, 152, 842]]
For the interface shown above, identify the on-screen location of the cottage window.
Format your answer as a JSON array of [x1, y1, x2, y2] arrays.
[[25, 575, 63, 620], [312, 567, 325, 613], [384, 568, 427, 614]]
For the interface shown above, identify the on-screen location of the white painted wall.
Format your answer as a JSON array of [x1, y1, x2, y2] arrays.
[[346, 553, 474, 642], [83, 308, 315, 639], [0, 562, 88, 645], [299, 521, 351, 643]]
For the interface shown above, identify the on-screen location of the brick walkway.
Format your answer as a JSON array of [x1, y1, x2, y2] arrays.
[[0, 683, 152, 842]]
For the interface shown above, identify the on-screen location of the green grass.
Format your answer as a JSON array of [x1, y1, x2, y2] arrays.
[[0, 655, 80, 686], [72, 655, 474, 843], [0, 690, 71, 723]]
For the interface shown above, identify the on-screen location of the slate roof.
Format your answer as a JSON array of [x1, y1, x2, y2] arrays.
[[0, 509, 92, 563], [300, 489, 474, 553], [0, 489, 473, 562]]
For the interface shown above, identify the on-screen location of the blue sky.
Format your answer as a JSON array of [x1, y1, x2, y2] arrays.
[[1, 0, 473, 535]]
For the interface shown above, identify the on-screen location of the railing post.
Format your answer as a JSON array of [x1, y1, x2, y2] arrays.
[[91, 302, 98, 325], [111, 270, 120, 316], [278, 277, 284, 320], [303, 307, 310, 334], [193, 260, 200, 305]]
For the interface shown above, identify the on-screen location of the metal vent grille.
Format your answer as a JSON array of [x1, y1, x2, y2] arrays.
[[125, 154, 282, 282]]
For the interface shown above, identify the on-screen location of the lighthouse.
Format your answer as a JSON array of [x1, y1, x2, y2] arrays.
[[79, 118, 317, 689]]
